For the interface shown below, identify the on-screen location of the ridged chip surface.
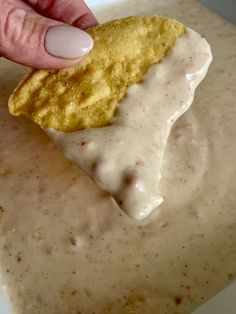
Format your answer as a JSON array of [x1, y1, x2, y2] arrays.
[[8, 16, 185, 132]]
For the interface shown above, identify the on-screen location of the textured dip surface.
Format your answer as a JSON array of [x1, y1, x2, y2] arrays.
[[0, 1, 235, 314]]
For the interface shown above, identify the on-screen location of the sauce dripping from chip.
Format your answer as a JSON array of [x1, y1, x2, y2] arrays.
[[46, 28, 212, 219]]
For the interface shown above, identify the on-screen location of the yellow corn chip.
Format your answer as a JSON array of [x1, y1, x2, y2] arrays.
[[8, 16, 185, 132]]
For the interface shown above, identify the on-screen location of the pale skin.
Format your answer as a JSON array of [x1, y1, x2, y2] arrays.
[[0, 0, 98, 68]]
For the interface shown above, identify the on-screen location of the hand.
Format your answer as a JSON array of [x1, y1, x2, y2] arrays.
[[0, 0, 98, 68]]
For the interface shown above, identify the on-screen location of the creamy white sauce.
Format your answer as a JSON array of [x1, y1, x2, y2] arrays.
[[47, 29, 212, 220], [0, 1, 235, 314]]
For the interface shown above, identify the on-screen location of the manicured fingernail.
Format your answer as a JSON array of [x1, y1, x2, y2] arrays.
[[45, 25, 93, 59]]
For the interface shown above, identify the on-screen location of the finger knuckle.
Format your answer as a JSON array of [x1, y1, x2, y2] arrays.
[[0, 4, 27, 51]]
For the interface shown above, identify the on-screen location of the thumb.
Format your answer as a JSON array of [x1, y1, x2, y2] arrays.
[[0, 6, 94, 68]]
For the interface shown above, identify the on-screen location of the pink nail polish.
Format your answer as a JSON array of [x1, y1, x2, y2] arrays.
[[45, 25, 93, 59]]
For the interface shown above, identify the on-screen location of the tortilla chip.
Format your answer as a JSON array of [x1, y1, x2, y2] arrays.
[[8, 16, 185, 132]]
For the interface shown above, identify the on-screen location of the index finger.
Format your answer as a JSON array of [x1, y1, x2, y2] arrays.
[[25, 0, 98, 29]]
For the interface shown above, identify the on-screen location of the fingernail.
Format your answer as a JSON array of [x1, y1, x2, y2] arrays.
[[45, 25, 93, 59]]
